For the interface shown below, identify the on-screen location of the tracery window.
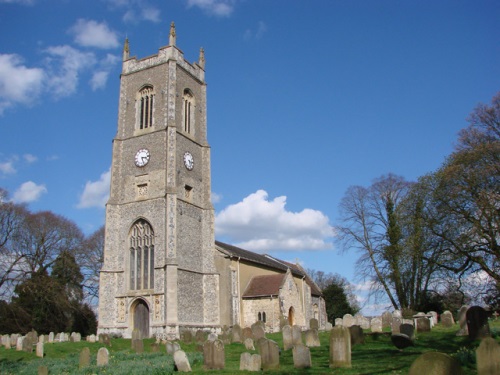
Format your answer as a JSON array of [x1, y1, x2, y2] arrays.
[[129, 220, 154, 290], [182, 89, 194, 134], [139, 86, 154, 129]]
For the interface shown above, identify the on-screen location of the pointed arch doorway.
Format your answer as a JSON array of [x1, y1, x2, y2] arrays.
[[133, 299, 150, 339], [288, 306, 295, 326]]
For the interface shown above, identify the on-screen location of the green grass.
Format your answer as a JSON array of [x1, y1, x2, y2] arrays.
[[1, 322, 498, 374]]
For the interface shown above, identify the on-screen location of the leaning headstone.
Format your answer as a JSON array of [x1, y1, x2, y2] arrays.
[[231, 324, 242, 343], [382, 311, 392, 328], [335, 318, 343, 326], [309, 318, 319, 330], [166, 341, 181, 354], [203, 339, 225, 370], [441, 311, 454, 327], [371, 317, 383, 333], [391, 317, 402, 334], [293, 343, 312, 369], [400, 323, 415, 340], [174, 350, 192, 372], [251, 322, 265, 341], [342, 314, 355, 328], [96, 347, 109, 366], [38, 366, 48, 375], [79, 347, 91, 368], [244, 337, 255, 350], [476, 337, 500, 375], [242, 327, 253, 341], [36, 342, 44, 358], [329, 325, 351, 368], [240, 352, 261, 372], [408, 352, 464, 375], [304, 329, 320, 347], [349, 325, 364, 345], [391, 333, 414, 350], [416, 317, 431, 332], [257, 338, 280, 370], [467, 306, 491, 340], [456, 305, 469, 336]]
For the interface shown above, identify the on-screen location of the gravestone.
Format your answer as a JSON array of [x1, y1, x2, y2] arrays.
[[174, 350, 192, 372], [356, 315, 371, 330], [381, 311, 392, 328], [55, 333, 61, 342], [231, 324, 242, 343], [441, 311, 454, 327], [36, 342, 44, 358], [150, 342, 160, 352], [416, 317, 431, 332], [304, 329, 320, 347], [393, 310, 402, 319], [166, 341, 181, 354], [16, 336, 23, 351], [2, 335, 11, 349], [10, 334, 18, 347], [456, 305, 469, 336], [244, 337, 255, 350], [400, 323, 415, 340], [251, 322, 265, 340], [309, 318, 319, 330], [240, 352, 261, 372], [467, 306, 491, 340], [292, 325, 302, 346], [79, 347, 91, 368], [371, 317, 382, 332], [335, 318, 343, 326], [428, 311, 438, 326], [282, 325, 294, 350], [133, 339, 144, 353], [48, 332, 54, 343], [325, 322, 333, 330], [342, 314, 355, 328], [22, 335, 34, 353], [97, 347, 109, 366], [181, 330, 192, 344], [476, 337, 500, 375], [99, 333, 111, 346], [408, 352, 463, 375], [38, 335, 44, 344], [391, 317, 402, 334], [208, 333, 218, 342], [391, 333, 414, 349], [257, 338, 280, 370], [88, 334, 96, 343], [242, 327, 253, 341], [195, 329, 206, 345], [329, 325, 351, 368], [293, 343, 312, 369], [38, 365, 48, 375], [203, 339, 225, 370], [349, 325, 365, 345]]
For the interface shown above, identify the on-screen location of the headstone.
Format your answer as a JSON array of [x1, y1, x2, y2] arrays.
[[371, 317, 382, 332], [195, 329, 206, 345], [325, 322, 333, 330], [10, 334, 18, 347], [293, 343, 312, 369], [408, 352, 464, 375], [36, 342, 44, 358], [441, 311, 454, 327], [400, 323, 415, 340], [2, 335, 11, 349], [244, 337, 255, 350], [22, 335, 34, 353], [356, 315, 371, 330], [166, 341, 181, 354], [335, 318, 343, 326], [257, 338, 280, 370], [402, 319, 414, 326], [240, 352, 261, 372], [208, 333, 218, 342], [203, 339, 225, 370], [476, 337, 500, 375], [251, 322, 265, 340], [150, 342, 160, 352], [79, 347, 91, 368], [16, 336, 23, 351], [467, 306, 491, 340], [342, 314, 355, 328], [416, 317, 431, 332], [393, 310, 402, 319], [38, 366, 48, 375], [174, 350, 192, 372], [231, 324, 242, 343], [292, 325, 302, 346], [391, 317, 402, 334], [309, 318, 319, 330], [428, 311, 438, 326], [38, 335, 44, 344], [242, 327, 253, 340], [99, 333, 111, 346], [181, 330, 193, 344], [329, 325, 351, 368], [96, 347, 109, 366], [304, 329, 320, 347], [381, 311, 391, 328], [391, 333, 414, 349], [456, 305, 469, 336], [55, 333, 61, 342], [88, 334, 96, 343], [48, 332, 54, 343], [349, 325, 364, 345], [132, 338, 144, 353]]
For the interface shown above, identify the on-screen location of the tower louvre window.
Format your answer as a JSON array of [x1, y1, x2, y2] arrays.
[[138, 86, 154, 129], [183, 88, 194, 134], [129, 220, 155, 290]]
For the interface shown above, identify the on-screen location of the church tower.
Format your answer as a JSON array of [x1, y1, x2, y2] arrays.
[[98, 23, 220, 339]]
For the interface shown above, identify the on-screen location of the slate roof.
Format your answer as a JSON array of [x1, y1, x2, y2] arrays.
[[242, 274, 284, 298]]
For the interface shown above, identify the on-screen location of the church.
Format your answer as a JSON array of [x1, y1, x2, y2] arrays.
[[97, 23, 327, 339]]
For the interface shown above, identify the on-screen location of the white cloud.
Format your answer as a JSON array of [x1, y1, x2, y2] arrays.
[[13, 181, 47, 203], [215, 190, 334, 252], [0, 0, 35, 4], [186, 0, 234, 17], [23, 154, 37, 163], [69, 19, 120, 49], [77, 169, 110, 209], [0, 54, 45, 114], [90, 71, 109, 91], [44, 45, 96, 98], [0, 160, 16, 174], [211, 191, 222, 204], [244, 21, 267, 40]]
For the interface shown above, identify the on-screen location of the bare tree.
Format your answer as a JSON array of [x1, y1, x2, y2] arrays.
[[79, 226, 104, 305]]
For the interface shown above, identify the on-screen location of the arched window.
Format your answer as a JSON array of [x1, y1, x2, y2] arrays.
[[258, 312, 262, 321], [138, 86, 154, 129], [182, 89, 194, 134], [262, 312, 266, 323], [129, 220, 154, 290]]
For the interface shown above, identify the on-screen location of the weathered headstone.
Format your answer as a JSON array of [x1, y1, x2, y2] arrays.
[[400, 323, 415, 340], [335, 318, 343, 326], [309, 318, 319, 330], [467, 306, 491, 340], [251, 322, 265, 340], [132, 339, 144, 353], [476, 337, 500, 375], [231, 324, 242, 343], [456, 305, 469, 336], [428, 311, 438, 326], [292, 325, 302, 346], [441, 311, 455, 327], [416, 317, 431, 332], [38, 365, 48, 375], [38, 335, 44, 344], [22, 335, 34, 353], [325, 322, 333, 330], [48, 332, 54, 343], [304, 329, 320, 347], [36, 342, 44, 358], [181, 330, 193, 344], [203, 339, 225, 370], [79, 347, 91, 368], [391, 317, 402, 334], [356, 315, 371, 330], [195, 329, 206, 345], [382, 311, 392, 328], [96, 347, 109, 366], [293, 343, 312, 369], [166, 340, 180, 354], [99, 333, 111, 346], [240, 352, 261, 372], [87, 334, 96, 343], [174, 350, 192, 372], [244, 337, 255, 350], [2, 335, 11, 349], [10, 334, 18, 347], [408, 352, 463, 375], [391, 333, 414, 349], [257, 338, 280, 370], [371, 317, 382, 333], [329, 325, 351, 368], [342, 314, 355, 328], [208, 333, 218, 342], [16, 336, 23, 351], [242, 327, 253, 341], [349, 325, 365, 345]]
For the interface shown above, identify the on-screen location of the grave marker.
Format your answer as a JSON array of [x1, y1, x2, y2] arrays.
[[329, 325, 351, 368]]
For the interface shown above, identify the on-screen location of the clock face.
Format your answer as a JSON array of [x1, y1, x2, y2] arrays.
[[183, 152, 194, 170], [135, 149, 150, 167]]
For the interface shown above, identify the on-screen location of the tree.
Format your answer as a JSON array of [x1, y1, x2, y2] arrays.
[[79, 226, 104, 304]]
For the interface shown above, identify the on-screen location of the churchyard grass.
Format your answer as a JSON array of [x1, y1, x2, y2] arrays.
[[1, 321, 499, 374]]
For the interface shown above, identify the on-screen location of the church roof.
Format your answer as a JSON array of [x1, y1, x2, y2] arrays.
[[242, 274, 284, 298]]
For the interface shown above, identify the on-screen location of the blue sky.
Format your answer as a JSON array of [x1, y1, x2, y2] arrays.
[[1, 0, 499, 314]]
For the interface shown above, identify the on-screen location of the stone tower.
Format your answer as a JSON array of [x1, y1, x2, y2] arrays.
[[98, 23, 220, 339]]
